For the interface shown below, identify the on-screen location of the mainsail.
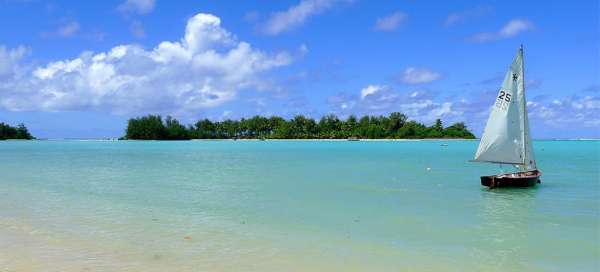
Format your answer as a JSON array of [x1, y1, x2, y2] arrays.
[[474, 46, 536, 169]]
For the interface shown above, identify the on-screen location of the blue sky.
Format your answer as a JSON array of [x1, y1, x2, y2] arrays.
[[0, 0, 598, 138]]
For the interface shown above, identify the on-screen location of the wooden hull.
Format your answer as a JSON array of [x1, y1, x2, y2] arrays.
[[481, 170, 541, 188]]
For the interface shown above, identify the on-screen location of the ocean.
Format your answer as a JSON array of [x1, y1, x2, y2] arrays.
[[1, 140, 598, 271]]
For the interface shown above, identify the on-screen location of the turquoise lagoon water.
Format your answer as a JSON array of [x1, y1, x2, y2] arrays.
[[0, 140, 598, 271]]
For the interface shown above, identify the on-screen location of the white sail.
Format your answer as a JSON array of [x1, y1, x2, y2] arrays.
[[474, 47, 526, 165]]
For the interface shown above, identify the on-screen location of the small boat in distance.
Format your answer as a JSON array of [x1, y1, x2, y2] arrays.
[[471, 45, 541, 188]]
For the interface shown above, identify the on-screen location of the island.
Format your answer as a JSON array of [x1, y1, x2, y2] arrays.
[[0, 123, 35, 140], [123, 113, 476, 140]]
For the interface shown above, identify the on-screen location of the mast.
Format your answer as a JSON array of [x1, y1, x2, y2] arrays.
[[520, 44, 527, 169]]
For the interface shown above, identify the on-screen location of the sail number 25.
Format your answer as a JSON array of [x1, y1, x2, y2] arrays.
[[495, 90, 511, 110], [498, 91, 511, 102]]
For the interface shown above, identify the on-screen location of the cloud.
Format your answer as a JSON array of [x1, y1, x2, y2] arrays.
[[41, 19, 107, 41], [0, 45, 29, 80], [374, 11, 407, 32], [243, 11, 260, 22], [526, 79, 542, 90], [327, 93, 356, 110], [479, 72, 504, 85], [83, 30, 107, 42], [479, 73, 541, 89], [41, 20, 80, 38], [583, 84, 599, 93], [117, 0, 155, 15], [261, 0, 338, 35], [327, 84, 600, 137], [528, 95, 600, 128], [56, 21, 80, 37], [399, 67, 441, 84], [443, 5, 492, 27], [0, 13, 294, 116], [468, 19, 534, 42], [499, 19, 534, 36], [328, 85, 462, 124], [456, 89, 600, 136], [130, 20, 146, 38], [360, 84, 382, 99]]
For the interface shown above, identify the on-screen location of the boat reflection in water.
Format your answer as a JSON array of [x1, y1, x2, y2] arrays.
[[472, 187, 539, 270]]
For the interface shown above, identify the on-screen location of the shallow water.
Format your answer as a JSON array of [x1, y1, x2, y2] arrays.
[[1, 140, 599, 271]]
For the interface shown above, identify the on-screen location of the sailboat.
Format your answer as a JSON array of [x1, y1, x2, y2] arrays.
[[471, 45, 541, 188]]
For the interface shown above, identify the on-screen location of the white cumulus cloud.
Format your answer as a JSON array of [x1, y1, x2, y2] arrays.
[[360, 85, 382, 99], [400, 67, 441, 84], [262, 0, 338, 35], [468, 19, 534, 43], [0, 13, 294, 115], [374, 11, 407, 32]]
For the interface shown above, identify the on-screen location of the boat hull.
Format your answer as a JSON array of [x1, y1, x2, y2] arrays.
[[481, 170, 541, 188]]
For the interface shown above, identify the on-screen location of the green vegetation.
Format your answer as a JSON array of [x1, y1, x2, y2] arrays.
[[123, 113, 475, 140], [0, 122, 35, 140]]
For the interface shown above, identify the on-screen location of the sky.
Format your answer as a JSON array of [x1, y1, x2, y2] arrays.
[[0, 0, 598, 139]]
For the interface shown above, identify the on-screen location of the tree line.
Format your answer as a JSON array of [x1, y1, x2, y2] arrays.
[[0, 123, 34, 140], [124, 113, 475, 140]]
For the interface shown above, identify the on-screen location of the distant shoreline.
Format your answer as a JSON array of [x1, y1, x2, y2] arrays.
[[14, 138, 600, 142], [7, 138, 475, 142], [190, 138, 480, 142]]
